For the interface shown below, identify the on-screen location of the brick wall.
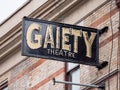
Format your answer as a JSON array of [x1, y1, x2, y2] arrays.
[[80, 1, 120, 90], [1, 1, 119, 90], [7, 58, 65, 90]]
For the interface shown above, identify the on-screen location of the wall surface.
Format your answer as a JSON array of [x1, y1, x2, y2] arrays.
[[0, 0, 120, 90], [80, 1, 120, 90]]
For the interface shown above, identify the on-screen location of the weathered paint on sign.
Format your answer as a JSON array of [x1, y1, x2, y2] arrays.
[[22, 17, 99, 66]]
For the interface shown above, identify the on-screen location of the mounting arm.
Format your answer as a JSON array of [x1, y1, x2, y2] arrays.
[[53, 78, 105, 89], [99, 26, 108, 36]]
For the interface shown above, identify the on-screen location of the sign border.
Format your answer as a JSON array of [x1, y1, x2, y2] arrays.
[[22, 17, 100, 66]]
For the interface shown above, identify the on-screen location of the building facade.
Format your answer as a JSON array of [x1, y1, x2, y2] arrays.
[[0, 0, 120, 90]]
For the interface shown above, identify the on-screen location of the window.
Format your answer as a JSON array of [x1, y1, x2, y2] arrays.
[[0, 80, 8, 90], [66, 21, 84, 90], [66, 63, 80, 90]]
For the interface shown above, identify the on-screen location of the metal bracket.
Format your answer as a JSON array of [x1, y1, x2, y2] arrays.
[[96, 61, 108, 70], [52, 78, 105, 89], [115, 0, 120, 8], [99, 26, 108, 36]]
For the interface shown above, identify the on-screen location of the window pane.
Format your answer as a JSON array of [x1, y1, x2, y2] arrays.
[[3, 87, 8, 90], [67, 63, 78, 71], [71, 69, 80, 90]]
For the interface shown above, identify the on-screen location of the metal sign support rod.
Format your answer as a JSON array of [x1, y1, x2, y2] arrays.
[[52, 78, 105, 89]]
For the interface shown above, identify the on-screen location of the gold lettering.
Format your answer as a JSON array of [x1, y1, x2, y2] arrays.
[[83, 31, 96, 58], [56, 27, 60, 49], [62, 28, 71, 51], [26, 23, 42, 49], [72, 29, 82, 53], [44, 25, 54, 48]]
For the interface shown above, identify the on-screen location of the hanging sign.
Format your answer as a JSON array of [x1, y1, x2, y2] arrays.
[[22, 17, 99, 66]]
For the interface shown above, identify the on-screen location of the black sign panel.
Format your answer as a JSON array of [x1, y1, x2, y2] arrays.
[[22, 17, 99, 66]]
